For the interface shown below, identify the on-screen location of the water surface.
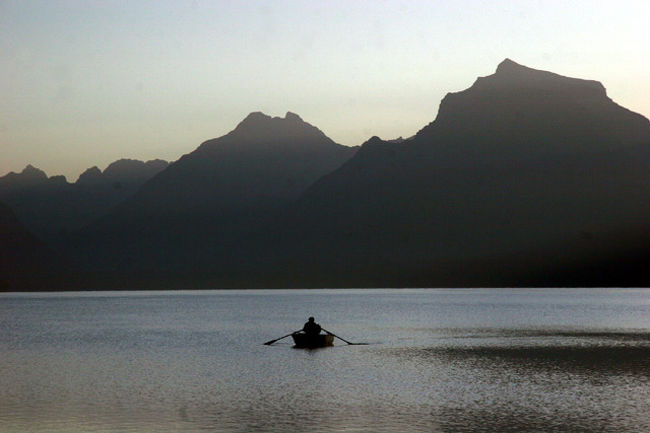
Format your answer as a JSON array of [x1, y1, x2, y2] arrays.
[[1, 288, 649, 432]]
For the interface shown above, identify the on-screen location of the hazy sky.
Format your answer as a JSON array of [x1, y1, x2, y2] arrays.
[[2, 0, 649, 180]]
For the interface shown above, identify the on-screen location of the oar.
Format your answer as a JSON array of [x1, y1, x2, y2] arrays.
[[321, 327, 367, 345], [264, 331, 300, 346]]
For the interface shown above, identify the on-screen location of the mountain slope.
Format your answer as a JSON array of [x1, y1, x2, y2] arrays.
[[240, 59, 650, 287], [0, 159, 169, 244], [72, 112, 357, 286], [0, 201, 71, 291]]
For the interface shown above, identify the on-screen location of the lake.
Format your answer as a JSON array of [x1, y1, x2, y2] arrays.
[[1, 288, 649, 432]]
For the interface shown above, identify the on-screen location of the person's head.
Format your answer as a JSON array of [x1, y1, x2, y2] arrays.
[[308, 317, 314, 322]]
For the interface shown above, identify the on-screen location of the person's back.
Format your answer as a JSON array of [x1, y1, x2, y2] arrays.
[[303, 317, 321, 335]]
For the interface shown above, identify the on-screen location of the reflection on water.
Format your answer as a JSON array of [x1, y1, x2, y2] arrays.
[[1, 289, 649, 432], [387, 342, 650, 433]]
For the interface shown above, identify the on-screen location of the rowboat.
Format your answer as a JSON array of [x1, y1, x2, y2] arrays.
[[291, 332, 334, 348]]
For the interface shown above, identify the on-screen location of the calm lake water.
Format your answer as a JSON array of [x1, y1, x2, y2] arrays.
[[1, 288, 649, 433]]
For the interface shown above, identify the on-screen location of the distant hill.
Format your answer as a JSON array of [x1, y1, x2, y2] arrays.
[[77, 158, 169, 187], [0, 159, 169, 244], [231, 59, 650, 287], [0, 201, 70, 291], [69, 112, 357, 286]]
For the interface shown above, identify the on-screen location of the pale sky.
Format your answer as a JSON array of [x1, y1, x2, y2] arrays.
[[1, 0, 649, 181]]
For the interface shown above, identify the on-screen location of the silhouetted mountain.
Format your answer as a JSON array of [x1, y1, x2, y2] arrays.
[[15, 60, 650, 289], [76, 166, 104, 185], [0, 159, 169, 244], [89, 159, 169, 186], [233, 59, 650, 287], [0, 164, 49, 187], [70, 112, 357, 286], [0, 201, 70, 291]]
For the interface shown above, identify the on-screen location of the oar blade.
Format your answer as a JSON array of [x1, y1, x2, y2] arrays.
[[322, 328, 361, 345], [263, 331, 299, 346]]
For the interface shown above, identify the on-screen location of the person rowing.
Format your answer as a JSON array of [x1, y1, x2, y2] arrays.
[[302, 316, 322, 335], [263, 318, 366, 346]]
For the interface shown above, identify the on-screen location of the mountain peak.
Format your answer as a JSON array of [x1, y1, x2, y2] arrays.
[[285, 111, 303, 122], [361, 136, 386, 147], [487, 59, 606, 97], [103, 159, 148, 177], [0, 164, 49, 187], [235, 111, 307, 129], [417, 60, 618, 144], [495, 58, 528, 74], [491, 58, 559, 82], [76, 166, 102, 184], [224, 111, 330, 144], [21, 165, 48, 180], [102, 158, 170, 181], [232, 112, 275, 133], [241, 111, 271, 123]]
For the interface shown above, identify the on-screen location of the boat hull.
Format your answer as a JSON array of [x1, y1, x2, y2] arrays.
[[291, 333, 334, 348]]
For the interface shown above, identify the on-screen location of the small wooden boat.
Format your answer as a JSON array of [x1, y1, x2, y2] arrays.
[[291, 332, 334, 348]]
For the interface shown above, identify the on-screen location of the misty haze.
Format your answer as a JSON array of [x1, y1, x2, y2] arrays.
[[1, 2, 649, 433], [2, 59, 649, 290]]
